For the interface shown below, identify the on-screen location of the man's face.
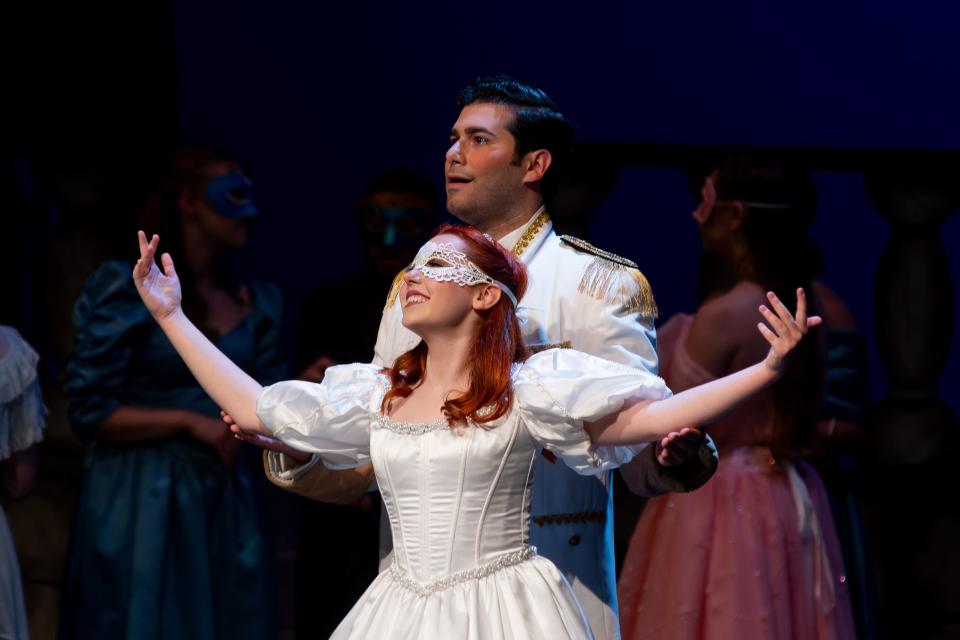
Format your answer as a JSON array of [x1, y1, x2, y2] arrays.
[[444, 102, 525, 226]]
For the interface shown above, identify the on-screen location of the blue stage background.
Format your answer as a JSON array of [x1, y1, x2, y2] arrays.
[[171, 0, 960, 411]]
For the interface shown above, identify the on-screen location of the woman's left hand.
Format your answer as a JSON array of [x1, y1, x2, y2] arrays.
[[133, 231, 182, 321], [758, 288, 822, 374]]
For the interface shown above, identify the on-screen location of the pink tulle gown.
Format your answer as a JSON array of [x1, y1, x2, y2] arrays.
[[617, 314, 856, 640]]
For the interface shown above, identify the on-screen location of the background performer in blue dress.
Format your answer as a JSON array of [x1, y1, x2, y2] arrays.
[[59, 148, 285, 640]]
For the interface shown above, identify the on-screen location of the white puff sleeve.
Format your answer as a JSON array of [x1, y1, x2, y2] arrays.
[[0, 327, 47, 460], [256, 363, 387, 469], [515, 349, 671, 475]]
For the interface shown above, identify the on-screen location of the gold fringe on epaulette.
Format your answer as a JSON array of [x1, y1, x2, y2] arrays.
[[578, 259, 659, 318], [383, 268, 407, 313]]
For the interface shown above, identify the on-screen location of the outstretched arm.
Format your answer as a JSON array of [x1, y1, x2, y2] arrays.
[[587, 289, 820, 446], [132, 231, 268, 433]]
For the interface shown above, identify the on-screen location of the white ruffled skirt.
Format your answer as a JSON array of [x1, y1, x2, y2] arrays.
[[331, 553, 592, 639]]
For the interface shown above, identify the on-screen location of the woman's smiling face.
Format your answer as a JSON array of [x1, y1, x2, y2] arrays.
[[399, 233, 499, 336]]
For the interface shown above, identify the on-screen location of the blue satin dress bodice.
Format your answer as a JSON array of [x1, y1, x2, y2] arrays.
[[59, 261, 286, 640]]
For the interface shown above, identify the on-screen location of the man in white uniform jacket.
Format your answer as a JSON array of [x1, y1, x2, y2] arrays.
[[263, 77, 718, 639]]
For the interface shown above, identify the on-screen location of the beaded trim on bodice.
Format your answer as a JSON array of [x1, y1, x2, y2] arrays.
[[373, 365, 525, 437], [376, 413, 448, 435], [375, 398, 505, 435], [372, 379, 451, 435], [386, 546, 537, 597]]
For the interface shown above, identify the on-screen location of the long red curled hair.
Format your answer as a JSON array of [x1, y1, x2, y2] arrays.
[[381, 224, 530, 426]]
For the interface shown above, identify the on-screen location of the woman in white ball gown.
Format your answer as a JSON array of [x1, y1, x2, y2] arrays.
[[131, 224, 818, 640]]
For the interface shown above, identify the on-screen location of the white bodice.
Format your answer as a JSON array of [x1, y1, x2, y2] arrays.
[[257, 349, 670, 594], [372, 408, 539, 587]]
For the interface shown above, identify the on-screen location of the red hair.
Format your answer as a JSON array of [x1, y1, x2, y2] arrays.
[[381, 224, 530, 426]]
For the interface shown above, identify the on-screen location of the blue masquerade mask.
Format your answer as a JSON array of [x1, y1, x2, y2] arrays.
[[204, 172, 258, 219], [358, 204, 433, 250]]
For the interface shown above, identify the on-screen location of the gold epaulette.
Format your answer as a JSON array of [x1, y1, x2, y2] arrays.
[[383, 268, 407, 313], [559, 235, 659, 318]]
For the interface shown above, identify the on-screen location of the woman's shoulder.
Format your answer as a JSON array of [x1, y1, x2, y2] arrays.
[[83, 260, 137, 296], [513, 349, 668, 400], [74, 260, 149, 328], [697, 281, 767, 322], [322, 362, 391, 388], [259, 364, 389, 425], [517, 348, 650, 377], [686, 281, 767, 375]]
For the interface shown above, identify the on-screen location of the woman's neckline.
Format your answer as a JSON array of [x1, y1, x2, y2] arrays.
[[379, 412, 449, 428], [378, 361, 524, 428], [381, 385, 455, 428]]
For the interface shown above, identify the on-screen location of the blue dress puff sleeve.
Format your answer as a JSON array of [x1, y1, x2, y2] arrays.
[[63, 261, 150, 444]]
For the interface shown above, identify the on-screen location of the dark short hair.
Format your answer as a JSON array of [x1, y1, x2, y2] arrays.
[[457, 76, 574, 200]]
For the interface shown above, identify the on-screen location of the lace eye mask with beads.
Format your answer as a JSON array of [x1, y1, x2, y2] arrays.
[[409, 242, 518, 307]]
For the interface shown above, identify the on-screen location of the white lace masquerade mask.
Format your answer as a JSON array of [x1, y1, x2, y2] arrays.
[[409, 242, 518, 307]]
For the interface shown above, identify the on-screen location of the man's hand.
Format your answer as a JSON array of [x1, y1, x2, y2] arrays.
[[221, 410, 312, 465], [655, 427, 705, 467]]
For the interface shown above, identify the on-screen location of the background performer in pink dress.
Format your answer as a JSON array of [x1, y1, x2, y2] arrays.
[[618, 157, 856, 640]]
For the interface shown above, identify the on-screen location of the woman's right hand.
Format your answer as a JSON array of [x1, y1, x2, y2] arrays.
[[133, 231, 182, 320]]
